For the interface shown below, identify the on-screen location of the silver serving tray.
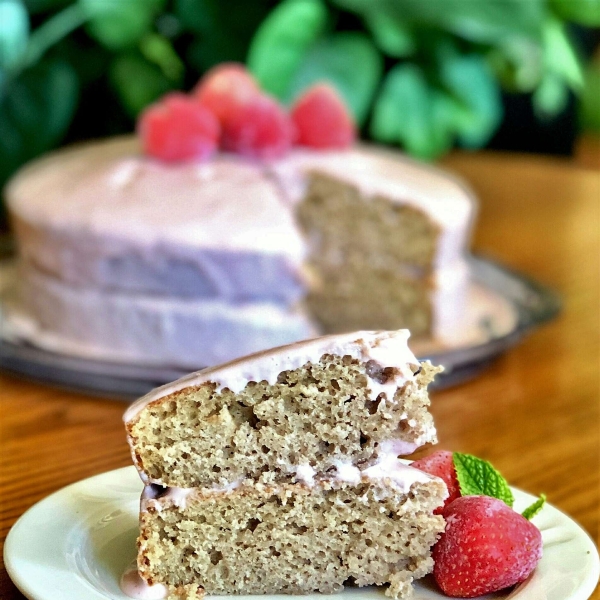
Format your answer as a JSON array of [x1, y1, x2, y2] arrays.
[[0, 256, 560, 399]]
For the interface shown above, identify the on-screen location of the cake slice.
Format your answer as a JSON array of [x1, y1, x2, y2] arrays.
[[124, 330, 441, 488], [137, 464, 447, 600]]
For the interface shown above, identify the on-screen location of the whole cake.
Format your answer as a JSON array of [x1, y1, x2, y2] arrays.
[[4, 66, 475, 368], [123, 330, 447, 599]]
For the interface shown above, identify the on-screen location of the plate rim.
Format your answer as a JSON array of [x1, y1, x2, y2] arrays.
[[4, 465, 599, 600]]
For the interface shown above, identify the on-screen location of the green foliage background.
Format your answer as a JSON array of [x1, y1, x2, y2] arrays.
[[0, 0, 598, 196]]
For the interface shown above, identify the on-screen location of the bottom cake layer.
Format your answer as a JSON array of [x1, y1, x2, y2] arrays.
[[10, 263, 317, 368], [137, 468, 447, 599]]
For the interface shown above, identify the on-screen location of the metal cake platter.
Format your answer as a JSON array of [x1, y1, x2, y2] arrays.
[[0, 255, 560, 399]]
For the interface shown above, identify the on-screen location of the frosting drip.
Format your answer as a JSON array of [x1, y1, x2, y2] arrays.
[[120, 565, 168, 600], [140, 458, 437, 514]]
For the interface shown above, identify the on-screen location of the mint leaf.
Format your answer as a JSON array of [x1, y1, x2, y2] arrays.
[[453, 452, 515, 507], [522, 494, 546, 520]]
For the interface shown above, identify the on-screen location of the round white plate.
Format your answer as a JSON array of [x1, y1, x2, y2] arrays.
[[4, 466, 599, 600]]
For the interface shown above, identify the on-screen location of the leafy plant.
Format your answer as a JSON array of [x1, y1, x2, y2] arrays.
[[248, 0, 599, 159], [0, 0, 598, 205]]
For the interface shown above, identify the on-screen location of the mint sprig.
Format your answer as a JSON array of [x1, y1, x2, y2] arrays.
[[453, 452, 515, 507], [521, 494, 546, 520], [452, 452, 547, 519]]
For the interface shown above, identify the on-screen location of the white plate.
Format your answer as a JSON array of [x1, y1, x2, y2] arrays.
[[5, 466, 599, 600]]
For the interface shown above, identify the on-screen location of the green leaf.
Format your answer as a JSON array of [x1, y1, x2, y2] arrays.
[[437, 49, 503, 148], [333, 0, 546, 45], [179, 0, 279, 72], [428, 90, 464, 155], [247, 0, 328, 98], [541, 17, 583, 91], [533, 72, 569, 118], [370, 63, 446, 159], [80, 0, 165, 51], [580, 62, 600, 133], [533, 18, 583, 119], [0, 59, 78, 187], [139, 33, 184, 82], [286, 33, 382, 125], [453, 452, 515, 507], [522, 494, 546, 520], [550, 0, 600, 26], [487, 38, 544, 93], [0, 0, 29, 69], [109, 53, 174, 118], [364, 11, 416, 58]]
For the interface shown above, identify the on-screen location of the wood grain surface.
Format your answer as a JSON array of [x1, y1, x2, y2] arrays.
[[0, 151, 598, 599]]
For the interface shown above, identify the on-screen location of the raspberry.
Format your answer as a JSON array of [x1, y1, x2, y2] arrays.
[[194, 63, 260, 124], [290, 83, 356, 149], [138, 93, 220, 163], [433, 496, 543, 597], [221, 94, 294, 159], [412, 450, 460, 513]]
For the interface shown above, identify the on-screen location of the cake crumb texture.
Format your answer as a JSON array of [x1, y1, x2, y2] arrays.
[[127, 357, 440, 488], [299, 173, 440, 336], [138, 479, 447, 599]]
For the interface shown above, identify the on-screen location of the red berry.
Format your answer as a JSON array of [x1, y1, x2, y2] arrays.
[[221, 94, 294, 159], [433, 496, 543, 597], [412, 450, 461, 513], [138, 93, 220, 163], [291, 83, 356, 149], [193, 63, 260, 124]]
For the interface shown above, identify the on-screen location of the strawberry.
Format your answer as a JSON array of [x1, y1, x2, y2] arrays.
[[290, 83, 356, 149], [412, 450, 460, 513], [138, 93, 220, 163], [193, 63, 260, 124], [433, 496, 543, 597], [221, 94, 294, 159]]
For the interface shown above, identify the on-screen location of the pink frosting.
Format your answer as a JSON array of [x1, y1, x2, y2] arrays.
[[123, 329, 421, 423]]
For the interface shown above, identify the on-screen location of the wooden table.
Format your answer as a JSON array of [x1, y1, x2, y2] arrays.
[[0, 152, 598, 598]]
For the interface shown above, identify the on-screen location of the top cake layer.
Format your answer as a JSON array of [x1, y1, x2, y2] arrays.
[[272, 146, 472, 229], [7, 137, 305, 255], [7, 138, 307, 301], [7, 137, 475, 300], [124, 329, 420, 423], [124, 330, 440, 488]]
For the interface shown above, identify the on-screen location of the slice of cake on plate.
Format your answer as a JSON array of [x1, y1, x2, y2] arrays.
[[124, 330, 447, 599]]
